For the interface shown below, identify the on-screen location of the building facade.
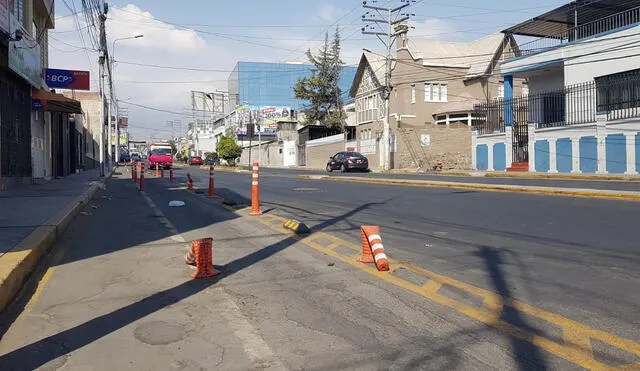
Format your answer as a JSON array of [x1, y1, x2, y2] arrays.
[[349, 26, 525, 170], [474, 0, 640, 175], [228, 61, 357, 110]]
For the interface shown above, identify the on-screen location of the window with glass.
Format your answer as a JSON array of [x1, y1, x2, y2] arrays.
[[424, 83, 448, 102]]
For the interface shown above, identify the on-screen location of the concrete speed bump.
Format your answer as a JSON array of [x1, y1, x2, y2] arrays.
[[283, 220, 310, 234]]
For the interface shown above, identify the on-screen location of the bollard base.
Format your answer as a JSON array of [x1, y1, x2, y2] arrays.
[[249, 210, 263, 216], [191, 267, 221, 279]]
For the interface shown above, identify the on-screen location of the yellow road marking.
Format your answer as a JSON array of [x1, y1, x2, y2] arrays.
[[255, 214, 640, 370], [22, 268, 55, 316]]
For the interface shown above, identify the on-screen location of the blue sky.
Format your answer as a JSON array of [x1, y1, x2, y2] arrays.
[[50, 0, 569, 140]]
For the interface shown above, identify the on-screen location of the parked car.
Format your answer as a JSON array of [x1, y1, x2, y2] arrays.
[[130, 153, 141, 162], [326, 152, 369, 172], [119, 153, 131, 163], [188, 156, 204, 166]]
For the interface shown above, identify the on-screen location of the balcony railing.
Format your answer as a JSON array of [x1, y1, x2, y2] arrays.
[[506, 6, 640, 60], [472, 77, 640, 133]]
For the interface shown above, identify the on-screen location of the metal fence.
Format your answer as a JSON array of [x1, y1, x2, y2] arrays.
[[507, 6, 640, 59], [472, 96, 529, 135], [473, 81, 604, 133], [598, 74, 640, 121]]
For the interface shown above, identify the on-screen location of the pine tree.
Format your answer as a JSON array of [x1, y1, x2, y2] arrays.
[[294, 27, 345, 128]]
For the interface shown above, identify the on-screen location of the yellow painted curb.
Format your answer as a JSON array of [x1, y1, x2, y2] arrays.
[[0, 168, 114, 313], [485, 172, 640, 181], [298, 175, 640, 201]]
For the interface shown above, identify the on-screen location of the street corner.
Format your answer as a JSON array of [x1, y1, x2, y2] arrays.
[[282, 220, 311, 234]]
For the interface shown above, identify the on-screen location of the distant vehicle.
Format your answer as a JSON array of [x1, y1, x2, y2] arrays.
[[130, 153, 141, 162], [188, 156, 204, 166], [147, 143, 173, 169], [204, 157, 220, 166], [326, 151, 369, 172], [119, 153, 131, 163]]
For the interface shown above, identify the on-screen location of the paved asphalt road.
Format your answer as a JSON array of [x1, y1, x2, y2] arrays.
[[246, 166, 640, 192], [1, 167, 639, 370], [186, 167, 640, 344]]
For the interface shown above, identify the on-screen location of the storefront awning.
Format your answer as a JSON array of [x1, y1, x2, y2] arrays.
[[32, 89, 82, 114]]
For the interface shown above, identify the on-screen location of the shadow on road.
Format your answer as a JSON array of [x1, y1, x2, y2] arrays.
[[0, 177, 389, 370], [474, 246, 548, 371]]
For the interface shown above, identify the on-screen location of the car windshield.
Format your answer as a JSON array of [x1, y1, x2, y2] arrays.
[[192, 157, 202, 160], [150, 148, 172, 156]]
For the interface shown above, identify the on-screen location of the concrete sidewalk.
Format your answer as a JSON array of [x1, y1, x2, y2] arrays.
[[0, 168, 114, 313]]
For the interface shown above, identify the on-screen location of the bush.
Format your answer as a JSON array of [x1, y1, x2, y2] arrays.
[[217, 136, 242, 166]]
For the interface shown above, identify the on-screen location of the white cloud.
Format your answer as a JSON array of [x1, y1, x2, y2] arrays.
[[108, 5, 206, 53], [47, 3, 365, 139], [412, 18, 456, 40], [314, 4, 340, 22]]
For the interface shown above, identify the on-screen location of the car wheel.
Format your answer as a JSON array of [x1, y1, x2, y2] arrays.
[[326, 164, 333, 172], [341, 164, 347, 173]]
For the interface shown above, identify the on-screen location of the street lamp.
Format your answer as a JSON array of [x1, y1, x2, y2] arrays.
[[109, 34, 143, 163]]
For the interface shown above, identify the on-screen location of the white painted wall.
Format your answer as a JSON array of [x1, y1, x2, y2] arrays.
[[564, 25, 640, 85], [306, 133, 344, 147], [282, 140, 297, 167], [502, 24, 640, 85], [527, 69, 565, 95]]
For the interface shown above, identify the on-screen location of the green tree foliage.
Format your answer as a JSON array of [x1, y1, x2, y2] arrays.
[[176, 152, 183, 161], [217, 136, 242, 166], [170, 142, 178, 156], [294, 27, 346, 128]]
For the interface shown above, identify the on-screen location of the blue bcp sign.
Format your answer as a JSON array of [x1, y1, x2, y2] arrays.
[[45, 68, 90, 90]]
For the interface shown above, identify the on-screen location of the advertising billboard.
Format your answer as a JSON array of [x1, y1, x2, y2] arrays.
[[45, 69, 91, 90], [233, 105, 293, 136]]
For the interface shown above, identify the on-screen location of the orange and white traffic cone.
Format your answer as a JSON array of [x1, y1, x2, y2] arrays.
[[249, 162, 262, 216], [208, 165, 215, 198], [190, 238, 220, 279], [359, 227, 374, 263], [161, 167, 165, 179], [360, 226, 389, 271], [169, 168, 174, 183], [185, 247, 196, 266], [132, 161, 137, 183], [187, 173, 193, 190], [139, 163, 145, 191], [155, 165, 159, 177]]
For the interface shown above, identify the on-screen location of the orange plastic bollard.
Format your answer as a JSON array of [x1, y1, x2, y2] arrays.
[[155, 165, 159, 177], [169, 168, 174, 183], [360, 226, 389, 271], [208, 165, 215, 198], [187, 173, 193, 190], [132, 161, 137, 183], [139, 163, 145, 191], [190, 238, 220, 279], [358, 227, 374, 263], [249, 162, 262, 216], [161, 167, 165, 179]]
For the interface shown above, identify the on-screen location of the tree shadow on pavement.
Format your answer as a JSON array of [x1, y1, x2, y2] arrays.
[[0, 189, 388, 370], [474, 245, 549, 371]]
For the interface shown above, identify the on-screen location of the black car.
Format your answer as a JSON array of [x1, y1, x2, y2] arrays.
[[119, 153, 131, 163], [327, 152, 369, 172], [130, 153, 141, 162]]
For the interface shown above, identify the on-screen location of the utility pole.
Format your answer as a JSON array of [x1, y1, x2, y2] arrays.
[[362, 0, 414, 171], [97, 2, 109, 176]]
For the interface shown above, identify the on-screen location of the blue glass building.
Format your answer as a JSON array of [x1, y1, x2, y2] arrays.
[[228, 61, 357, 110]]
